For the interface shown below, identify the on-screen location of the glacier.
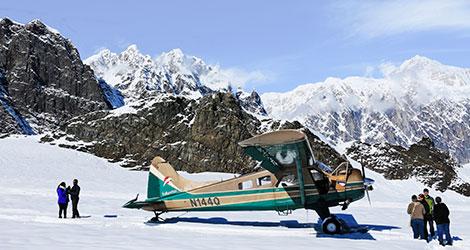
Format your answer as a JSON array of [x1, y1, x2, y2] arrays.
[[262, 56, 470, 163]]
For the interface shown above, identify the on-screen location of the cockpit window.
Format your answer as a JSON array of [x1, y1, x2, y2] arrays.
[[317, 161, 333, 174]]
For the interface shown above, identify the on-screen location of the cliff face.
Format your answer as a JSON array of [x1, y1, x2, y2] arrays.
[[347, 138, 470, 196], [43, 92, 346, 173], [0, 18, 108, 134]]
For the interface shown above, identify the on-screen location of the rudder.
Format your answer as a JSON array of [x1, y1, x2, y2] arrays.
[[147, 157, 181, 199]]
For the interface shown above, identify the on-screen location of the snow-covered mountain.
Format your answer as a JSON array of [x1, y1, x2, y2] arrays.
[[262, 56, 470, 163], [85, 45, 267, 116]]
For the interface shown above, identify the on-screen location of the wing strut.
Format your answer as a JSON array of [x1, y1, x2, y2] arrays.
[[295, 155, 306, 206]]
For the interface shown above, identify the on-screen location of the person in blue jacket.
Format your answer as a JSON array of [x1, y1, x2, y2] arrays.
[[56, 182, 69, 218]]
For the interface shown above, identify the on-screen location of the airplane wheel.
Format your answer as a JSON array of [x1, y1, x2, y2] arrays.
[[322, 217, 342, 234]]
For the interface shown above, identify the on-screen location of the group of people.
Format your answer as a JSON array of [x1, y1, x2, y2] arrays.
[[56, 179, 81, 219], [407, 188, 452, 246]]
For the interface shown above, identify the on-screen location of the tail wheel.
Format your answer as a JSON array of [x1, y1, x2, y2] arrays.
[[322, 217, 342, 234]]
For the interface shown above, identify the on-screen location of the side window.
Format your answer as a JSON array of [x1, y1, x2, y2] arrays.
[[257, 176, 272, 186], [277, 172, 297, 187], [238, 180, 253, 190]]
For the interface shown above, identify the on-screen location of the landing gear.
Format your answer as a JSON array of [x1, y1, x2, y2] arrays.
[[322, 216, 342, 234], [313, 200, 344, 235], [149, 211, 166, 223], [341, 198, 352, 210]]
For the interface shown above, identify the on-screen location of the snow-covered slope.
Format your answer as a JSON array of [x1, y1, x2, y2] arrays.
[[85, 45, 267, 116], [85, 46, 210, 100], [262, 56, 470, 163], [87, 46, 227, 99], [1, 136, 469, 249]]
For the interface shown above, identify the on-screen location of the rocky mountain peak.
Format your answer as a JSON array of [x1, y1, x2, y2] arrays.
[[85, 47, 268, 116], [0, 18, 109, 134], [25, 19, 50, 34], [413, 137, 435, 149], [160, 48, 185, 62]]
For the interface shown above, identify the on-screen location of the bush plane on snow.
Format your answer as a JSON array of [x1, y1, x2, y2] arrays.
[[123, 129, 374, 234]]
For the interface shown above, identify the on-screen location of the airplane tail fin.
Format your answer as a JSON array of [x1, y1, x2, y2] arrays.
[[147, 157, 215, 199], [147, 157, 182, 199]]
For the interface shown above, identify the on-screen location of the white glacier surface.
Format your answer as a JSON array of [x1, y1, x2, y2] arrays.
[[0, 135, 469, 249]]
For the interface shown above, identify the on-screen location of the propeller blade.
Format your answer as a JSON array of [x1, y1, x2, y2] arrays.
[[361, 161, 373, 206], [361, 162, 366, 180]]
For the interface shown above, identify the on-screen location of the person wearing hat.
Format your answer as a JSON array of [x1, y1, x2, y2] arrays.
[[433, 196, 452, 246], [407, 195, 426, 240], [423, 188, 436, 238]]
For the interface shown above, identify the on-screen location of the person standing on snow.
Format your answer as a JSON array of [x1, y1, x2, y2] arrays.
[[68, 179, 81, 218], [407, 194, 426, 240], [423, 188, 436, 238], [418, 193, 431, 241], [433, 197, 452, 246], [56, 182, 69, 218]]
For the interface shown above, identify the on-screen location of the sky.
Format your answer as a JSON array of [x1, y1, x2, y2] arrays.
[[2, 0, 470, 93]]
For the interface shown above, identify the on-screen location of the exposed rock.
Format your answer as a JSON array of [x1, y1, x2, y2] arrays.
[[84, 45, 268, 117], [346, 138, 470, 196], [236, 89, 267, 116], [262, 56, 470, 163], [45, 92, 346, 173], [0, 18, 108, 134]]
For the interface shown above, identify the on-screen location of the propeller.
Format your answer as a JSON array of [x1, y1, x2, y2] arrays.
[[361, 160, 374, 206], [366, 187, 371, 206]]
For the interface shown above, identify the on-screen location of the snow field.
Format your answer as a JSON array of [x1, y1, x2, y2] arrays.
[[0, 136, 469, 249]]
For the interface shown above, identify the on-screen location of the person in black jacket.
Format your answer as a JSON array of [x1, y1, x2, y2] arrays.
[[68, 179, 81, 218], [433, 197, 452, 246], [418, 194, 431, 242]]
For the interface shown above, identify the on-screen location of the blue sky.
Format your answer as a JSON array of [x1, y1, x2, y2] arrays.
[[2, 0, 470, 93]]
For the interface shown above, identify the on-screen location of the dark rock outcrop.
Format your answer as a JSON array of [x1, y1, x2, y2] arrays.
[[44, 92, 346, 173], [347, 138, 470, 196], [236, 90, 268, 116], [0, 18, 108, 134]]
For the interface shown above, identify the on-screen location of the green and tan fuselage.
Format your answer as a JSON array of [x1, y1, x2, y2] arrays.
[[123, 129, 371, 220], [124, 159, 365, 214]]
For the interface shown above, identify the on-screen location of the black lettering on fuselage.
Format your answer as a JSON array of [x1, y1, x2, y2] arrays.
[[189, 197, 221, 207]]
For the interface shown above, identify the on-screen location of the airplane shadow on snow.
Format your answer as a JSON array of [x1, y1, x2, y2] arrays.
[[145, 213, 400, 241]]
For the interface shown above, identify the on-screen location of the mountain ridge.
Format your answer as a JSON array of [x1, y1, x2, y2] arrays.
[[262, 55, 470, 163]]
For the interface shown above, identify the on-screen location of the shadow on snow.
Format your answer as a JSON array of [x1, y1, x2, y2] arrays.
[[145, 213, 400, 241]]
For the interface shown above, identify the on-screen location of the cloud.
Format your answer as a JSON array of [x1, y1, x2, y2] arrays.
[[331, 0, 470, 38], [218, 67, 268, 87], [200, 66, 269, 90]]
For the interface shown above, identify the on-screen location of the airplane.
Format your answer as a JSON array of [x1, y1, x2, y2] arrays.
[[123, 129, 374, 234]]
